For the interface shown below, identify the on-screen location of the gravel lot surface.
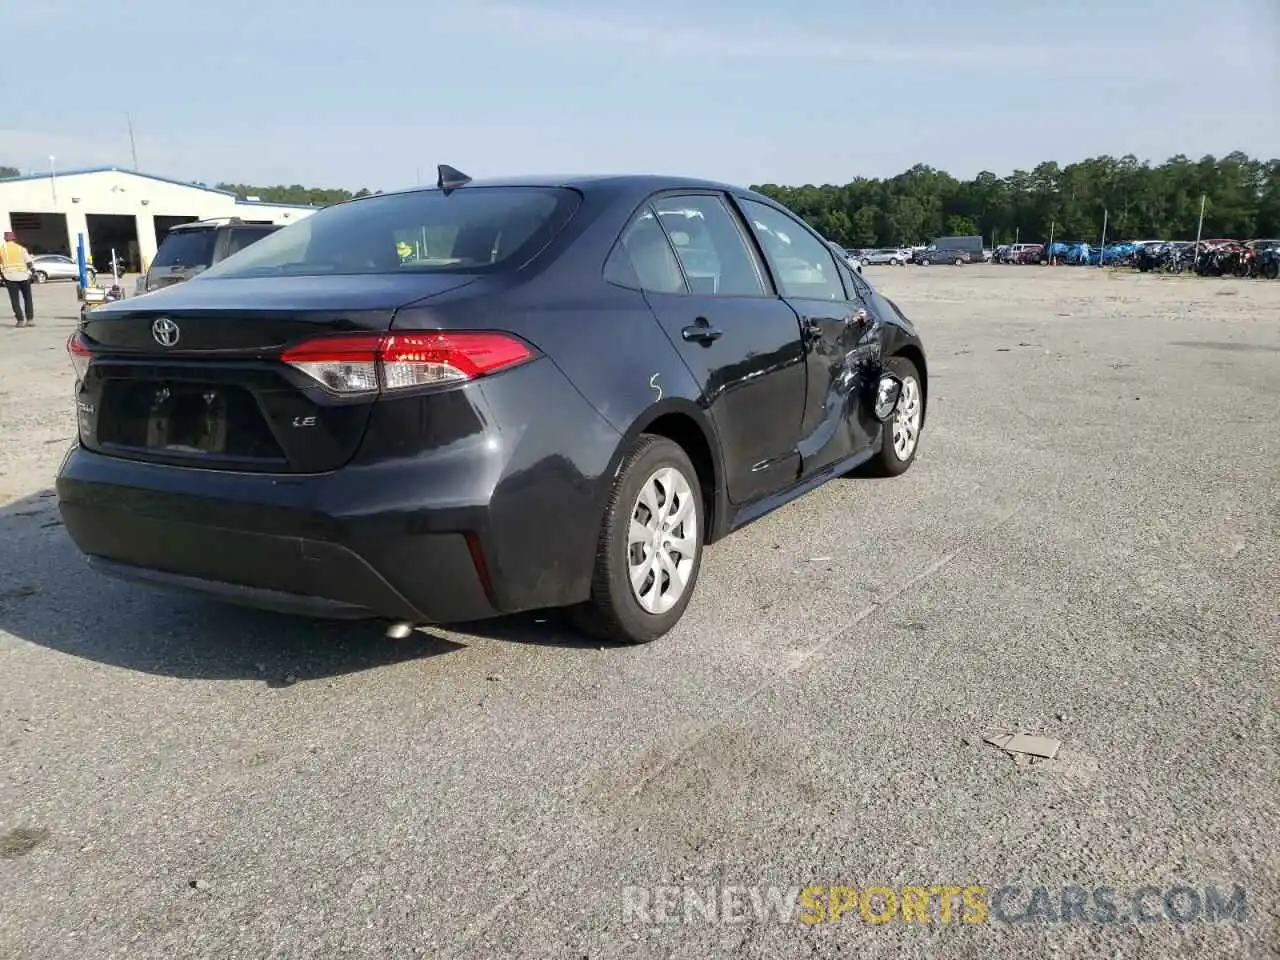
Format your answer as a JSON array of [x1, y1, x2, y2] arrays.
[[1, 267, 1277, 959]]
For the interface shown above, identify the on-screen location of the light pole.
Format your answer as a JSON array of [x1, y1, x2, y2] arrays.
[[49, 155, 57, 203], [1099, 208, 1108, 267]]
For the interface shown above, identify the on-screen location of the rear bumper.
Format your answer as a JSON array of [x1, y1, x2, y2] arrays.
[[55, 351, 627, 623], [56, 444, 501, 624]]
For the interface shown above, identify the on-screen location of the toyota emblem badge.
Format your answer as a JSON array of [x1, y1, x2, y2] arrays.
[[152, 317, 180, 347]]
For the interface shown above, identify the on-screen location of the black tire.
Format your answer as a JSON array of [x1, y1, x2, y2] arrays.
[[919, 258, 931, 266], [861, 355, 924, 478], [568, 435, 705, 644], [33, 271, 47, 283], [954, 257, 963, 266]]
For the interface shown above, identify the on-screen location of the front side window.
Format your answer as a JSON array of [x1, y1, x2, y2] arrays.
[[650, 194, 766, 296], [736, 198, 845, 301], [201, 187, 581, 279]]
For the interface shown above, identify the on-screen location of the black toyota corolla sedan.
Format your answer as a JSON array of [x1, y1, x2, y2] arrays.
[[56, 167, 928, 644]]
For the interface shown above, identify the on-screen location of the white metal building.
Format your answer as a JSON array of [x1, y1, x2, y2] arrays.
[[0, 167, 320, 273]]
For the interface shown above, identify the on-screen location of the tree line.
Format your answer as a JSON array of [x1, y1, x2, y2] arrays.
[[214, 183, 374, 206], [6, 153, 1278, 246], [213, 152, 1280, 246], [751, 152, 1280, 249]]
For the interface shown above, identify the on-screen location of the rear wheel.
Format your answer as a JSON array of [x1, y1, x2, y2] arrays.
[[919, 258, 931, 266], [954, 257, 963, 266], [569, 435, 704, 644]]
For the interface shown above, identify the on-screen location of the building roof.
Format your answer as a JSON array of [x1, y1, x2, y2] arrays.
[[0, 165, 320, 210]]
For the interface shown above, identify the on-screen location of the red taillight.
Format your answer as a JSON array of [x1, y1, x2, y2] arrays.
[[280, 331, 533, 395], [68, 333, 92, 382]]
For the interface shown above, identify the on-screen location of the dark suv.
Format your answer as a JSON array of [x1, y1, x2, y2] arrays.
[[138, 219, 280, 294]]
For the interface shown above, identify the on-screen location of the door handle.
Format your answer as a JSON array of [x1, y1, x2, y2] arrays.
[[682, 318, 723, 344]]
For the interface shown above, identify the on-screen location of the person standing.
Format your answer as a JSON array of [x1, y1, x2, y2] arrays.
[[0, 231, 35, 327]]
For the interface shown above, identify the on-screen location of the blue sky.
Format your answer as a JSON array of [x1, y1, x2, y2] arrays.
[[2, 0, 1276, 190]]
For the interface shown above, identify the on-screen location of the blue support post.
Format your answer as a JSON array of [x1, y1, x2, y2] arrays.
[[76, 233, 87, 287]]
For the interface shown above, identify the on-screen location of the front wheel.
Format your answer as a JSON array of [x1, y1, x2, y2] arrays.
[[33, 271, 47, 283], [919, 258, 931, 266], [954, 257, 963, 266], [568, 435, 704, 644], [862, 355, 924, 478]]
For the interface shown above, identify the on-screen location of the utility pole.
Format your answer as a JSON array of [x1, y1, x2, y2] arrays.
[[127, 114, 139, 170], [1047, 219, 1056, 265], [49, 155, 57, 203], [1193, 193, 1207, 272], [1099, 208, 1108, 266]]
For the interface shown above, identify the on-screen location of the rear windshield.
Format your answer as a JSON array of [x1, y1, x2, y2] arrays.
[[201, 187, 582, 279], [224, 226, 278, 258], [152, 228, 217, 269]]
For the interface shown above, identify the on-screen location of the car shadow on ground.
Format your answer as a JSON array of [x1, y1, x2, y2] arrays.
[[0, 488, 599, 683]]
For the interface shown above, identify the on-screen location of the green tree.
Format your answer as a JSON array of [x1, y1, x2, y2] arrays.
[[0, 165, 19, 179], [750, 151, 1279, 248], [214, 182, 375, 207]]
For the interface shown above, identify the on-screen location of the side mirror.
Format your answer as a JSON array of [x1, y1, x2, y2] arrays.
[[873, 373, 903, 422]]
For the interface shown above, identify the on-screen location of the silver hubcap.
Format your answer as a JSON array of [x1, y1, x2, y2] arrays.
[[892, 376, 922, 460], [627, 466, 698, 615]]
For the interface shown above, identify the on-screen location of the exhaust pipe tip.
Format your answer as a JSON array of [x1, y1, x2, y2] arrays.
[[385, 621, 416, 639]]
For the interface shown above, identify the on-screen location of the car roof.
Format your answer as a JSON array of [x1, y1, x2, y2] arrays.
[[168, 219, 278, 232], [359, 173, 764, 203]]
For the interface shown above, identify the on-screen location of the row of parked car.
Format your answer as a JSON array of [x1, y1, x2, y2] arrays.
[[990, 237, 1280, 277], [840, 236, 990, 267]]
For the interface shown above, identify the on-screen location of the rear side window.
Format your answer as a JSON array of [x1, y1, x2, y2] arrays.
[[201, 187, 581, 278], [152, 229, 217, 269], [651, 195, 766, 296], [604, 207, 687, 294]]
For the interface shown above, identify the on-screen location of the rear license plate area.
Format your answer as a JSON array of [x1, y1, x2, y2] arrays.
[[98, 380, 284, 461], [146, 384, 228, 453]]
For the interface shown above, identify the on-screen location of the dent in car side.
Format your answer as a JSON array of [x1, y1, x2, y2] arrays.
[[567, 187, 928, 547]]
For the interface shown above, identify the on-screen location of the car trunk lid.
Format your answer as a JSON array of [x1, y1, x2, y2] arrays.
[[75, 274, 481, 475]]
